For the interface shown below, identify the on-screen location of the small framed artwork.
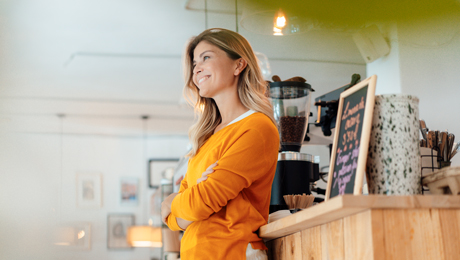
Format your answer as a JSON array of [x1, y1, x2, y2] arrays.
[[120, 177, 139, 206], [325, 75, 377, 200], [148, 158, 179, 188], [76, 173, 102, 208], [107, 214, 134, 249]]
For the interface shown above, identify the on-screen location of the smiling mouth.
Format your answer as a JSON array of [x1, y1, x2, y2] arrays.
[[198, 75, 210, 85]]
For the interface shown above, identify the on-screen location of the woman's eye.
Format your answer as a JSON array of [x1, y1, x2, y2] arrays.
[[203, 56, 210, 61]]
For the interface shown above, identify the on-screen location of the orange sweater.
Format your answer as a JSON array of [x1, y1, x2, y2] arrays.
[[165, 112, 279, 260]]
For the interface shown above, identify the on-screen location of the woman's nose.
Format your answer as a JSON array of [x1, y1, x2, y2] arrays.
[[193, 64, 202, 75]]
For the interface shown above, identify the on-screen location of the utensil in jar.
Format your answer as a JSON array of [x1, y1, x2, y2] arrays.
[[439, 131, 448, 161], [448, 134, 455, 160], [451, 142, 460, 160], [419, 120, 428, 140], [435, 130, 440, 148], [427, 131, 436, 148]]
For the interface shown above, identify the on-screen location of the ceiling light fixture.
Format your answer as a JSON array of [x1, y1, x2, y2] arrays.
[[241, 2, 311, 36], [273, 9, 287, 36]]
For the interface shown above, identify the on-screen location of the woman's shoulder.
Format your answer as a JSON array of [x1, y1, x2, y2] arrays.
[[240, 112, 278, 135], [244, 112, 273, 124], [238, 112, 280, 151]]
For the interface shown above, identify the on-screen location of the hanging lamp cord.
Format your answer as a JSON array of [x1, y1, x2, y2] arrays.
[[204, 0, 238, 32], [57, 114, 65, 222], [204, 0, 208, 29], [141, 115, 149, 225], [142, 115, 149, 165], [235, 0, 238, 33]]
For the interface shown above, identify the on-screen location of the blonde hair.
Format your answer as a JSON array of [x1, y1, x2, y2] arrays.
[[183, 28, 276, 157]]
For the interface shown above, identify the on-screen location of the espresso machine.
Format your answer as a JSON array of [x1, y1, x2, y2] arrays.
[[269, 80, 320, 213]]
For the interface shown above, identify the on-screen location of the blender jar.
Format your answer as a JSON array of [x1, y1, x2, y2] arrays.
[[269, 81, 313, 152]]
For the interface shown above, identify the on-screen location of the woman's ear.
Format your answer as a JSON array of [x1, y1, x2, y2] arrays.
[[234, 58, 248, 76]]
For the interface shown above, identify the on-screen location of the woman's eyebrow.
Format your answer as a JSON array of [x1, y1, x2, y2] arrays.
[[193, 50, 214, 64], [199, 50, 213, 58]]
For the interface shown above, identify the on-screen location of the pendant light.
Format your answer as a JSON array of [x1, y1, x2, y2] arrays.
[[126, 115, 163, 248], [273, 9, 287, 35], [53, 114, 73, 247], [53, 114, 90, 248], [53, 114, 71, 246], [127, 225, 162, 247], [240, 2, 313, 36]]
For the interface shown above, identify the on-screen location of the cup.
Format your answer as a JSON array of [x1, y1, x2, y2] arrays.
[[366, 94, 422, 195]]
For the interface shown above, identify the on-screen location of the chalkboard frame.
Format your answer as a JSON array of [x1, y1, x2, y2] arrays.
[[325, 75, 377, 200]]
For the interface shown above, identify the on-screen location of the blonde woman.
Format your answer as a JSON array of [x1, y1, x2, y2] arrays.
[[161, 28, 279, 260]]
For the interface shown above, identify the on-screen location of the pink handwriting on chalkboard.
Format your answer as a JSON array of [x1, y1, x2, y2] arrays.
[[341, 99, 364, 147], [333, 144, 360, 195], [334, 96, 364, 195], [342, 97, 365, 120], [328, 81, 374, 199]]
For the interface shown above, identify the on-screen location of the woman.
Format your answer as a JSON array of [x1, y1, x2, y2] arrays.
[[161, 28, 279, 260]]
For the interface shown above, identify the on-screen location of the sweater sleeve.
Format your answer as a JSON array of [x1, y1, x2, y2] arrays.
[[165, 175, 189, 231], [171, 128, 278, 221]]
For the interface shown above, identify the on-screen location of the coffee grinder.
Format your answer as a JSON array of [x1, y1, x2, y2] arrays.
[[269, 81, 320, 213]]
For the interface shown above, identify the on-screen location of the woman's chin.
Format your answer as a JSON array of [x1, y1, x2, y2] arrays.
[[198, 90, 212, 98]]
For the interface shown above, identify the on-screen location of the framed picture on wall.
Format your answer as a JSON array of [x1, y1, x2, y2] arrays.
[[107, 214, 134, 249], [120, 177, 139, 206], [76, 173, 102, 208], [148, 158, 179, 188]]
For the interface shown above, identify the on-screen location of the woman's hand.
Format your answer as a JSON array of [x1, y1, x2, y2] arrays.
[[197, 161, 218, 184], [162, 162, 217, 227], [161, 192, 178, 224], [161, 192, 193, 230]]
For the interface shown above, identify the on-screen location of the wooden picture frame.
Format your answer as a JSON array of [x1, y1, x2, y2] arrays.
[[325, 75, 377, 200], [107, 214, 134, 249], [148, 158, 179, 188], [76, 173, 102, 208]]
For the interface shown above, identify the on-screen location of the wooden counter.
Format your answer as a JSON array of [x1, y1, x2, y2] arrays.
[[260, 195, 460, 260]]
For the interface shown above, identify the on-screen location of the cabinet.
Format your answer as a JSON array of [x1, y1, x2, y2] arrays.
[[261, 195, 460, 260]]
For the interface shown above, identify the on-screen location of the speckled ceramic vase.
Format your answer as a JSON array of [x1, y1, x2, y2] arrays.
[[366, 94, 422, 195]]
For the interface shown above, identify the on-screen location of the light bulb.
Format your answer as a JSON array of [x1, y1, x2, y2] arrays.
[[274, 9, 287, 29], [276, 16, 286, 28], [77, 230, 85, 239]]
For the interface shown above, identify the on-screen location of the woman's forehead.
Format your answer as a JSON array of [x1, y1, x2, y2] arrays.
[[194, 41, 221, 56]]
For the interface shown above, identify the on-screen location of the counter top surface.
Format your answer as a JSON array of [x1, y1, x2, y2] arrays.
[[260, 195, 460, 240]]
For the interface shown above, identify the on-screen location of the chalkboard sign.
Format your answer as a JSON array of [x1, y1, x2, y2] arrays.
[[325, 75, 377, 200]]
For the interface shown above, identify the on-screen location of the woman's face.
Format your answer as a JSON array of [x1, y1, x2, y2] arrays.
[[192, 41, 239, 99]]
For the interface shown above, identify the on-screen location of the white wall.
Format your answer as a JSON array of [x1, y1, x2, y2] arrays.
[[371, 15, 460, 166], [0, 123, 189, 260], [366, 23, 403, 95], [398, 14, 460, 167]]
